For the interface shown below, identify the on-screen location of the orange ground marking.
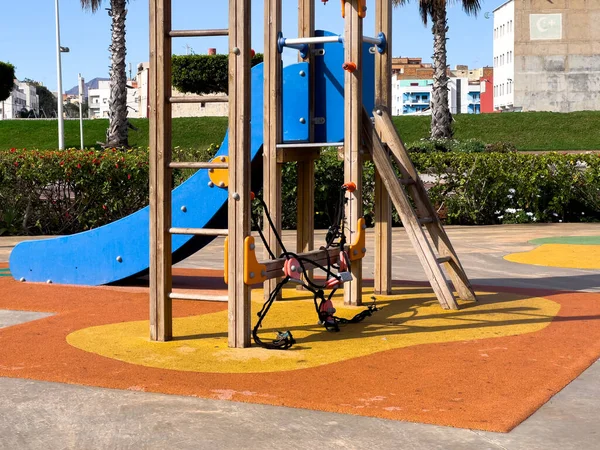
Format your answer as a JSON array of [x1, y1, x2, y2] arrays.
[[0, 264, 599, 432]]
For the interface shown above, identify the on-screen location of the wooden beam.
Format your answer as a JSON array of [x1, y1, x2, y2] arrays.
[[228, 0, 252, 348], [261, 247, 343, 280], [276, 147, 320, 163], [374, 0, 393, 295], [296, 0, 316, 289], [263, 0, 283, 302], [149, 0, 173, 342], [343, 0, 363, 306], [364, 109, 459, 310]]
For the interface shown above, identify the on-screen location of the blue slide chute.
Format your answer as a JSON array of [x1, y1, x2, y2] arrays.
[[10, 32, 374, 286]]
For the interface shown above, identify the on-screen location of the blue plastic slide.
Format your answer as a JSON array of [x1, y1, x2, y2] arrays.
[[10, 31, 374, 285]]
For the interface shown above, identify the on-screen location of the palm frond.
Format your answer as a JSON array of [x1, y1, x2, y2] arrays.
[[80, 0, 103, 13]]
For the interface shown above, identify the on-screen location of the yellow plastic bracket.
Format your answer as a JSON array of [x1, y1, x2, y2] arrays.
[[223, 237, 228, 284], [348, 217, 367, 261], [208, 155, 229, 188], [341, 0, 367, 19], [244, 236, 267, 285]]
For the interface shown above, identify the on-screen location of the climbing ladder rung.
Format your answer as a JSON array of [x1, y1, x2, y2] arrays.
[[169, 292, 228, 302], [169, 29, 229, 38], [436, 256, 452, 264], [169, 162, 228, 169], [169, 228, 229, 236], [419, 217, 434, 225], [400, 178, 416, 185], [169, 95, 228, 104]]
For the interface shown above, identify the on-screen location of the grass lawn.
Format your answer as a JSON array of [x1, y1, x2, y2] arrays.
[[1, 111, 599, 151], [0, 117, 228, 152]]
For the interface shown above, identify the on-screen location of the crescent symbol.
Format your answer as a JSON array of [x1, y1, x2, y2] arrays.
[[536, 17, 549, 33]]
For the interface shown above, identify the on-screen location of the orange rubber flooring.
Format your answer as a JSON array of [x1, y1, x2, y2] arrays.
[[1, 262, 600, 432]]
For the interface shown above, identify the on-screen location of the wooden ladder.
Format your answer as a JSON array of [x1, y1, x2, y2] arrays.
[[150, 1, 250, 342], [362, 107, 477, 310]]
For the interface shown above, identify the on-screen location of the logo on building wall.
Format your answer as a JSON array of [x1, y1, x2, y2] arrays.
[[530, 14, 562, 40]]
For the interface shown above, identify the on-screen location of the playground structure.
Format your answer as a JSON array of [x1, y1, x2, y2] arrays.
[[148, 0, 477, 347], [8, 0, 477, 348]]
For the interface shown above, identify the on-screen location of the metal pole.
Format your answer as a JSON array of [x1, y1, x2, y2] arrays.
[[55, 0, 65, 150], [78, 73, 84, 149]]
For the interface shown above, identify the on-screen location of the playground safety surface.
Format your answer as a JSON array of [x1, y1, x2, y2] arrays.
[[1, 262, 600, 433]]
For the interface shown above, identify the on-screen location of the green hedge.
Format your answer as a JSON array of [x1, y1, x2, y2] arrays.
[[0, 148, 150, 235], [1, 148, 598, 236], [172, 54, 264, 95]]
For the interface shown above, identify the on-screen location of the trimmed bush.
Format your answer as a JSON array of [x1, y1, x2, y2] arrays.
[[411, 152, 600, 225], [1, 148, 598, 236], [0, 148, 150, 235], [172, 54, 264, 95]]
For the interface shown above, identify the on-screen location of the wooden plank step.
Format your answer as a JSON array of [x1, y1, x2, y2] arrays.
[[169, 29, 229, 38], [169, 292, 228, 302], [169, 162, 228, 169], [169, 95, 228, 104], [169, 228, 228, 236], [400, 178, 416, 185], [418, 217, 434, 225], [436, 256, 452, 264]]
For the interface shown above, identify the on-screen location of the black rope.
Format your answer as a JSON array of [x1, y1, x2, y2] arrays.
[[249, 185, 377, 350], [252, 277, 296, 350]]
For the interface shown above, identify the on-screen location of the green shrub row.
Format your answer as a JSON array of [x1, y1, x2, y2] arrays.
[[172, 54, 264, 96], [278, 149, 600, 228], [0, 148, 150, 235], [1, 147, 598, 236]]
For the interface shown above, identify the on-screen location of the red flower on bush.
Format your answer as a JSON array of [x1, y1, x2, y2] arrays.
[[10, 148, 16, 153], [127, 174, 131, 180], [77, 163, 82, 169]]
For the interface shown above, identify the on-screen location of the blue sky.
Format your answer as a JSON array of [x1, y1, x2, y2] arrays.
[[0, 1, 506, 93]]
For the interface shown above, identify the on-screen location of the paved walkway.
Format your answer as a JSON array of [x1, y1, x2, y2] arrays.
[[1, 223, 599, 449]]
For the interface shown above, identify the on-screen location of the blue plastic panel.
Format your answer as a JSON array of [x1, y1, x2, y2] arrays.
[[313, 30, 375, 143], [282, 62, 309, 142]]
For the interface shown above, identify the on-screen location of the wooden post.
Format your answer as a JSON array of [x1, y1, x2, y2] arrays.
[[263, 0, 283, 301], [296, 0, 315, 286], [228, 0, 252, 348], [344, 0, 363, 306], [149, 0, 173, 341], [374, 0, 392, 295]]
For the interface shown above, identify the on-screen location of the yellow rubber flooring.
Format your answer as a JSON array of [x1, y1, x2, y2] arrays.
[[67, 286, 559, 373], [505, 244, 600, 270]]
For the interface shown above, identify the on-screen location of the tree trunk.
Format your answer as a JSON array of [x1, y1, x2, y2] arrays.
[[106, 0, 129, 148], [430, 5, 452, 139]]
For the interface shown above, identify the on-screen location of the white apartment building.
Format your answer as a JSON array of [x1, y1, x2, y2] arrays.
[[392, 77, 481, 116], [0, 81, 39, 119], [88, 80, 139, 119], [493, 0, 515, 111]]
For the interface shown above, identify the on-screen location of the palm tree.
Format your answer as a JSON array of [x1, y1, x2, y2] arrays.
[[393, 0, 481, 139], [81, 0, 130, 147]]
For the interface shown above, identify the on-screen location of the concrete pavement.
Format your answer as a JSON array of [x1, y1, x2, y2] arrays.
[[1, 223, 599, 449]]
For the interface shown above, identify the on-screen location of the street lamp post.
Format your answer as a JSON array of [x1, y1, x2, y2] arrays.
[[55, 0, 66, 150]]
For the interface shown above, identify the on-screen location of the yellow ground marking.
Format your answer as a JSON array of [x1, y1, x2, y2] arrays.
[[505, 244, 600, 270], [67, 287, 559, 374]]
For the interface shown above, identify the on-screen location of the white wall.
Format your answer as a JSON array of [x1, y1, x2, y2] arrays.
[[493, 0, 515, 110]]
